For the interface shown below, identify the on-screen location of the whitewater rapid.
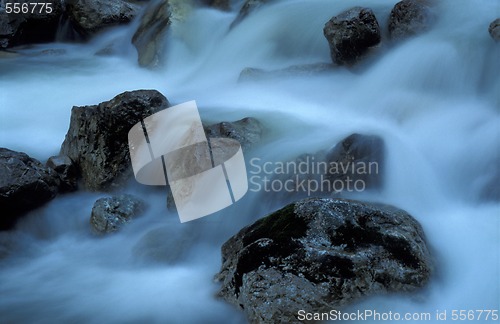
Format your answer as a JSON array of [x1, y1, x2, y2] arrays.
[[0, 0, 498, 323]]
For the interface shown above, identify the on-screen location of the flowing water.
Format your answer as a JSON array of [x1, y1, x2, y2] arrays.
[[0, 0, 499, 323]]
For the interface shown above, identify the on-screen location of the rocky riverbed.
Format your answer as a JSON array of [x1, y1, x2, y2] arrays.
[[1, 0, 499, 323]]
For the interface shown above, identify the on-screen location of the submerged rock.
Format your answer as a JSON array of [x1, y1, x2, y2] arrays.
[[0, 148, 60, 230], [132, 225, 198, 264], [132, 0, 172, 68], [60, 90, 169, 191], [90, 194, 144, 234], [230, 0, 271, 28], [325, 133, 384, 190], [0, 0, 63, 48], [323, 7, 381, 66], [388, 0, 434, 41], [267, 133, 385, 202], [66, 0, 141, 38], [204, 117, 263, 151], [238, 63, 334, 82], [489, 18, 500, 42], [46, 155, 78, 192], [216, 198, 433, 323]]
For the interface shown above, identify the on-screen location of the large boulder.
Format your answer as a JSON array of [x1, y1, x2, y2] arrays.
[[489, 18, 500, 42], [60, 90, 169, 191], [132, 0, 172, 68], [388, 0, 434, 41], [90, 194, 144, 234], [0, 0, 63, 48], [216, 198, 433, 323], [323, 7, 381, 66], [65, 0, 141, 38], [0, 148, 60, 230]]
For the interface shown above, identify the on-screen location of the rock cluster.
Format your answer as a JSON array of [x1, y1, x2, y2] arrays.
[[0, 88, 266, 230]]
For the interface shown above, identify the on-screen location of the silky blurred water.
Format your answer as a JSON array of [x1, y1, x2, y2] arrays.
[[0, 0, 499, 323]]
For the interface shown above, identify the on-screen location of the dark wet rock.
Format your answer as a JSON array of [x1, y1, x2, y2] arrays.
[[216, 198, 433, 323], [204, 117, 263, 151], [323, 7, 381, 66], [238, 63, 334, 82], [132, 0, 172, 68], [46, 155, 78, 192], [90, 194, 144, 234], [0, 15, 23, 48], [60, 90, 169, 191], [0, 148, 60, 230], [489, 18, 500, 42], [66, 0, 141, 38], [0, 0, 63, 48], [388, 0, 434, 41]]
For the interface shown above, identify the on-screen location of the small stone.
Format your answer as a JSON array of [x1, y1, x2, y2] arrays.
[[90, 194, 145, 234]]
